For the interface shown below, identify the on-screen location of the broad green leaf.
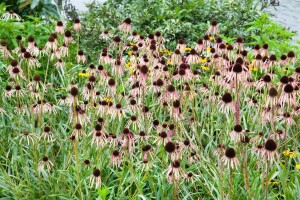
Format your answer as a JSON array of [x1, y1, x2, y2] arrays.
[[98, 186, 109, 200], [30, 0, 40, 9]]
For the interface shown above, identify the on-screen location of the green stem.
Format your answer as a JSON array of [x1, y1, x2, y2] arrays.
[[229, 167, 233, 200], [265, 161, 270, 200], [74, 140, 83, 200], [243, 146, 249, 196]]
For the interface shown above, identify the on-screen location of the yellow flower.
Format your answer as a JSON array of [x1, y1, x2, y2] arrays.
[[67, 62, 73, 68], [125, 62, 131, 68], [160, 49, 173, 56], [213, 66, 218, 70], [167, 60, 173, 65], [283, 68, 289, 73], [185, 47, 191, 51], [103, 97, 113, 102], [209, 36, 214, 41], [78, 72, 90, 77], [283, 150, 298, 158], [289, 151, 298, 158], [200, 57, 207, 63], [249, 65, 258, 72], [129, 42, 136, 46], [128, 51, 133, 56], [267, 180, 280, 185], [283, 149, 291, 157], [296, 163, 300, 169], [201, 66, 210, 71], [129, 68, 135, 76], [270, 181, 280, 185], [55, 88, 65, 91], [206, 47, 211, 52], [283, 149, 290, 157]]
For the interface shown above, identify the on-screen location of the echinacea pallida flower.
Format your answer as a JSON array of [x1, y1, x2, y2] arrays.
[[16, 131, 38, 145], [275, 112, 296, 126], [279, 84, 296, 107], [55, 21, 64, 34], [45, 36, 57, 52], [38, 156, 54, 172], [90, 124, 106, 148], [1, 10, 21, 21], [119, 128, 135, 154], [207, 20, 218, 35], [111, 150, 122, 167], [165, 160, 184, 184], [165, 141, 179, 161], [186, 49, 199, 64], [74, 18, 82, 31], [41, 126, 54, 141], [64, 30, 73, 46], [221, 148, 240, 169], [219, 92, 234, 114], [176, 39, 186, 54], [28, 74, 46, 91], [262, 139, 279, 163], [99, 30, 112, 40], [170, 49, 182, 64], [229, 124, 244, 142], [71, 123, 85, 140], [184, 172, 199, 182], [90, 168, 101, 188], [76, 50, 87, 64], [265, 87, 278, 107], [162, 85, 179, 102], [287, 50, 296, 64], [271, 130, 285, 140], [118, 18, 132, 32]]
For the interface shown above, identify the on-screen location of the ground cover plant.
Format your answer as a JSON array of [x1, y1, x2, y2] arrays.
[[0, 12, 300, 200]]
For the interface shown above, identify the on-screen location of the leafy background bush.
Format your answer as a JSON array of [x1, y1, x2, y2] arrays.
[[1, 0, 60, 18], [1, 0, 299, 62], [80, 0, 297, 59]]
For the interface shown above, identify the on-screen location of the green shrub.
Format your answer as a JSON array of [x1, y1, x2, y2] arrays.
[[81, 0, 268, 59], [244, 13, 299, 58], [1, 0, 59, 18]]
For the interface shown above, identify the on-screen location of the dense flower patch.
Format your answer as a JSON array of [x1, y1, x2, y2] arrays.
[[0, 13, 299, 199]]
